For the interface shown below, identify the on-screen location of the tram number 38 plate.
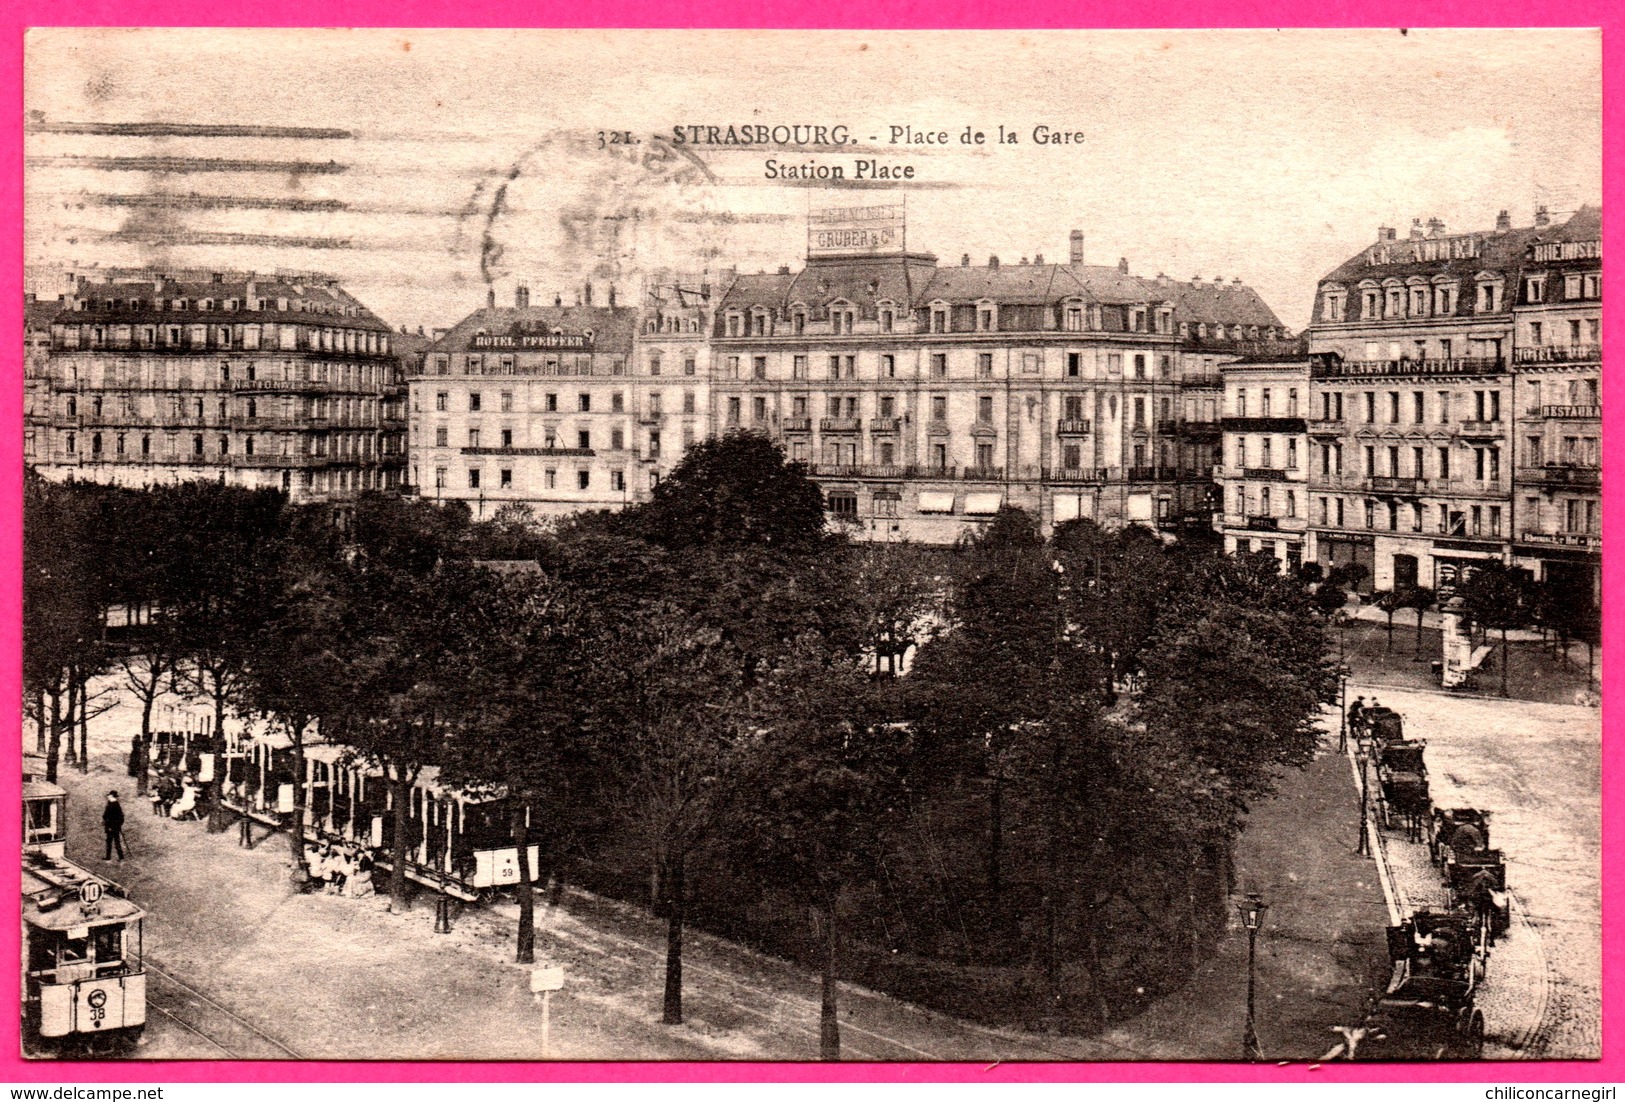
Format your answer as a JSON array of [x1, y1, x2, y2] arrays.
[[86, 989, 107, 1026]]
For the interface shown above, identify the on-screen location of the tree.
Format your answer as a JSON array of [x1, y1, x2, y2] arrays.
[[911, 507, 1058, 902], [727, 634, 906, 1060], [160, 482, 289, 831], [1458, 562, 1529, 698], [593, 601, 748, 1024], [1372, 588, 1403, 652], [441, 569, 599, 961], [1405, 586, 1437, 661], [627, 431, 828, 553]]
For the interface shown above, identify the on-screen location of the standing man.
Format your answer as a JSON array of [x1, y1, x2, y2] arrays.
[[103, 791, 126, 862]]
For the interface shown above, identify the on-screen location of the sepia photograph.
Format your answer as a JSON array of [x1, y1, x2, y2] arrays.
[[18, 27, 1602, 1064]]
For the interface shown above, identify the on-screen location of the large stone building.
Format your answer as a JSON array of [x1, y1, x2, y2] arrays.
[[1306, 214, 1531, 592], [1508, 205, 1601, 599], [705, 216, 1287, 543], [1305, 204, 1601, 598], [406, 285, 653, 518], [23, 269, 407, 503]]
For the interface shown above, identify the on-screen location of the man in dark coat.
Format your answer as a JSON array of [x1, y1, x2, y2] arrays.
[[102, 791, 126, 861]]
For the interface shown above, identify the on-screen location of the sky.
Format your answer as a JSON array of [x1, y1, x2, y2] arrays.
[[23, 28, 1602, 333]]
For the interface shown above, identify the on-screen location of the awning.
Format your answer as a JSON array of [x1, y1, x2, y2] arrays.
[[917, 491, 956, 514], [965, 493, 1004, 516]]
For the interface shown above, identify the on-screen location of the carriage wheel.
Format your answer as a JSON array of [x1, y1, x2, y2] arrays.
[[1466, 1010, 1485, 1058]]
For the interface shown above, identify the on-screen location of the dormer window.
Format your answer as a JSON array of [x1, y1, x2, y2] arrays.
[[1525, 275, 1546, 304], [1322, 290, 1346, 321], [1157, 307, 1174, 334], [1130, 307, 1146, 332], [1433, 282, 1456, 315], [930, 305, 948, 334], [1064, 304, 1084, 332], [1384, 284, 1404, 318], [976, 303, 996, 332], [793, 310, 807, 335], [1408, 284, 1428, 315], [1476, 279, 1501, 313], [879, 307, 894, 333], [727, 313, 742, 337]]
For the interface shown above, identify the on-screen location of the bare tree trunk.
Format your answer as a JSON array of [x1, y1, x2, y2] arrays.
[[35, 689, 45, 753], [288, 718, 309, 875], [46, 688, 63, 783], [512, 799, 535, 964], [135, 689, 155, 797], [387, 770, 414, 912], [1501, 626, 1510, 698], [819, 901, 840, 1061], [206, 673, 229, 832], [62, 673, 78, 767], [662, 854, 686, 1025], [76, 676, 90, 773]]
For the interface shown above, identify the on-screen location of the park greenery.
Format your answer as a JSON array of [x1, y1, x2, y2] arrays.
[[21, 433, 1598, 1049]]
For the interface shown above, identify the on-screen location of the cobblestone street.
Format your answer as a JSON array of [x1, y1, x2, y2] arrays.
[[1340, 683, 1600, 1060]]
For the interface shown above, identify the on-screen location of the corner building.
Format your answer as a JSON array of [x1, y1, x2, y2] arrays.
[[708, 226, 1288, 543], [1508, 205, 1601, 601], [24, 269, 406, 503]]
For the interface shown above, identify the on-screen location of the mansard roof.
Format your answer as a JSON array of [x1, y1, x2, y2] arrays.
[[428, 304, 638, 354]]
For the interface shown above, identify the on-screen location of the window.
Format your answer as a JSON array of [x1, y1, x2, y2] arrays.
[[753, 356, 767, 379], [1023, 353, 1040, 374], [611, 428, 624, 451], [882, 354, 895, 378], [793, 355, 807, 379], [1388, 391, 1400, 423], [1525, 275, 1546, 304], [612, 391, 625, 413], [611, 470, 625, 492], [578, 430, 591, 450], [752, 397, 767, 423], [684, 357, 696, 376], [544, 469, 556, 489], [577, 393, 591, 412], [435, 391, 448, 412], [1530, 321, 1544, 346], [1569, 319, 1582, 345], [434, 467, 446, 489], [468, 469, 481, 489], [976, 443, 994, 469], [1066, 352, 1081, 378], [931, 353, 947, 378], [1287, 388, 1298, 415], [682, 390, 695, 414], [649, 355, 661, 377], [468, 392, 482, 412], [977, 352, 993, 378], [468, 429, 481, 448], [1364, 392, 1376, 423], [1583, 273, 1600, 299], [577, 470, 590, 490], [931, 395, 947, 421], [649, 431, 662, 456], [727, 397, 741, 424], [501, 428, 513, 448], [1133, 354, 1146, 380], [826, 492, 858, 518], [880, 309, 893, 332], [1287, 439, 1298, 469], [977, 395, 993, 424]]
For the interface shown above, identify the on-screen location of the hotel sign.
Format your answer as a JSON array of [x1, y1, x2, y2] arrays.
[[471, 333, 593, 349], [808, 205, 905, 258], [1530, 240, 1600, 262]]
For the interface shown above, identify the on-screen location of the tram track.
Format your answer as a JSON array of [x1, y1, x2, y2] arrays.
[[143, 960, 302, 1059]]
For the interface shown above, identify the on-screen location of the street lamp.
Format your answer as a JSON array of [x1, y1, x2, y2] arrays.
[[1236, 892, 1269, 1062], [1354, 731, 1372, 858], [1337, 662, 1352, 752]]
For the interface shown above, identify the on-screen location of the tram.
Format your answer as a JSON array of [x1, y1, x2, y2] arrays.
[[22, 777, 147, 1053]]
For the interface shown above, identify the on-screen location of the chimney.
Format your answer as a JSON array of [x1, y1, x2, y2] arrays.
[[417, 325, 425, 336], [1069, 229, 1084, 265], [153, 276, 165, 294], [1232, 277, 1243, 285], [1019, 257, 1029, 266], [574, 290, 582, 306], [555, 292, 563, 306], [1034, 253, 1044, 265], [609, 284, 617, 307], [212, 272, 224, 283], [1410, 218, 1425, 239], [487, 287, 496, 308], [1378, 226, 1396, 242], [1191, 275, 1203, 284], [1535, 205, 1551, 227], [961, 253, 971, 267], [988, 255, 999, 269], [1427, 217, 1446, 238], [1117, 257, 1129, 273], [515, 283, 530, 309], [1496, 209, 1512, 232], [778, 265, 790, 275], [584, 283, 593, 306]]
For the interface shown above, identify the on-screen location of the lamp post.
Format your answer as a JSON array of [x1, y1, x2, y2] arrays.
[[1337, 661, 1351, 752], [1354, 730, 1372, 857], [1236, 892, 1268, 1062]]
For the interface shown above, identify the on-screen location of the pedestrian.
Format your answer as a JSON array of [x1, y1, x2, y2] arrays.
[[1348, 695, 1366, 733], [102, 791, 127, 862]]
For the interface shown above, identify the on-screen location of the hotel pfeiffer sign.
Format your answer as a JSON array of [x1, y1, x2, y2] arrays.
[[808, 205, 906, 258]]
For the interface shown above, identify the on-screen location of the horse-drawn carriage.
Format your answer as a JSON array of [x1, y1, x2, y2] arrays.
[[1375, 739, 1431, 840], [1431, 807, 1510, 943], [1358, 910, 1487, 1060], [1361, 706, 1405, 745]]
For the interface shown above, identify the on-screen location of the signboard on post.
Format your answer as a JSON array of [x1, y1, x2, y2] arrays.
[[530, 964, 565, 993], [808, 204, 905, 258]]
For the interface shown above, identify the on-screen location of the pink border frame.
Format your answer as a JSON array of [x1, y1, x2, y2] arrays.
[[1, 4, 1617, 1085]]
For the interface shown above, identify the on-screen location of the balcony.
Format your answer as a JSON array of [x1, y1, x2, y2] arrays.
[[1540, 405, 1600, 420], [1457, 420, 1506, 439], [461, 446, 594, 457], [1057, 419, 1092, 435], [1516, 463, 1600, 489], [1310, 356, 1505, 379], [1513, 344, 1600, 365], [1241, 467, 1292, 482], [781, 417, 813, 432], [1180, 374, 1224, 388], [1307, 417, 1346, 435], [869, 417, 903, 433], [1369, 476, 1421, 494], [820, 417, 862, 433], [960, 466, 1004, 481], [1222, 417, 1307, 433], [807, 463, 916, 479], [638, 412, 663, 425]]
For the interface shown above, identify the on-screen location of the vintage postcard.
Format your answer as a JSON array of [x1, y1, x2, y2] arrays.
[[19, 27, 1601, 1065]]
